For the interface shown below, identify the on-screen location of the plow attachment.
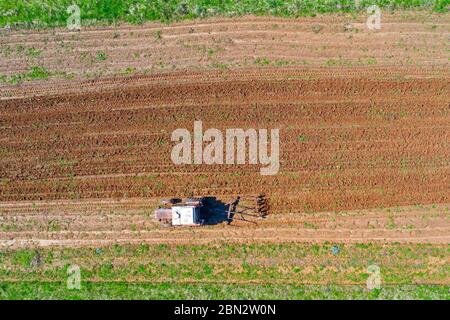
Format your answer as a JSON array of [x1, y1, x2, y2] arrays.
[[226, 193, 270, 225]]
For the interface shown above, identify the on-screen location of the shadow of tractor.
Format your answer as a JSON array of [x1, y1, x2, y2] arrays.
[[202, 195, 268, 225]]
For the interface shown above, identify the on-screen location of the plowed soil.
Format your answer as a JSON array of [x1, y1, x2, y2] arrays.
[[1, 14, 449, 247]]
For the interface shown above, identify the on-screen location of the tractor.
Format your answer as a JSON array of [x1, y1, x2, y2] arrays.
[[154, 194, 269, 226]]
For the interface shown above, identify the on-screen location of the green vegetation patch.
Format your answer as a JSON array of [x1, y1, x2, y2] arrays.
[[0, 66, 50, 84], [0, 243, 448, 299], [0, 66, 72, 84], [0, 0, 447, 29], [0, 282, 448, 300]]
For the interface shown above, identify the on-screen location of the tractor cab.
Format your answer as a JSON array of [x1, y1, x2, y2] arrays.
[[171, 205, 202, 226], [154, 197, 206, 226]]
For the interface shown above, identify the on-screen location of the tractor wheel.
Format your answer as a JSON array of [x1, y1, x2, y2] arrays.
[[161, 198, 181, 205], [160, 219, 172, 227], [185, 197, 204, 206]]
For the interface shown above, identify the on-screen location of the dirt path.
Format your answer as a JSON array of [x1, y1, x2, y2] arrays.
[[0, 200, 448, 248]]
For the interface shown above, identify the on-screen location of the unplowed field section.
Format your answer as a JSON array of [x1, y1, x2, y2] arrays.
[[0, 67, 449, 214], [0, 14, 448, 80]]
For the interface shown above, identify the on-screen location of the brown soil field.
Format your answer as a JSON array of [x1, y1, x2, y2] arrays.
[[0, 14, 449, 247]]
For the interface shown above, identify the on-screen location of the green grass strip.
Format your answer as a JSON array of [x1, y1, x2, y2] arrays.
[[0, 0, 448, 29], [0, 281, 448, 299]]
